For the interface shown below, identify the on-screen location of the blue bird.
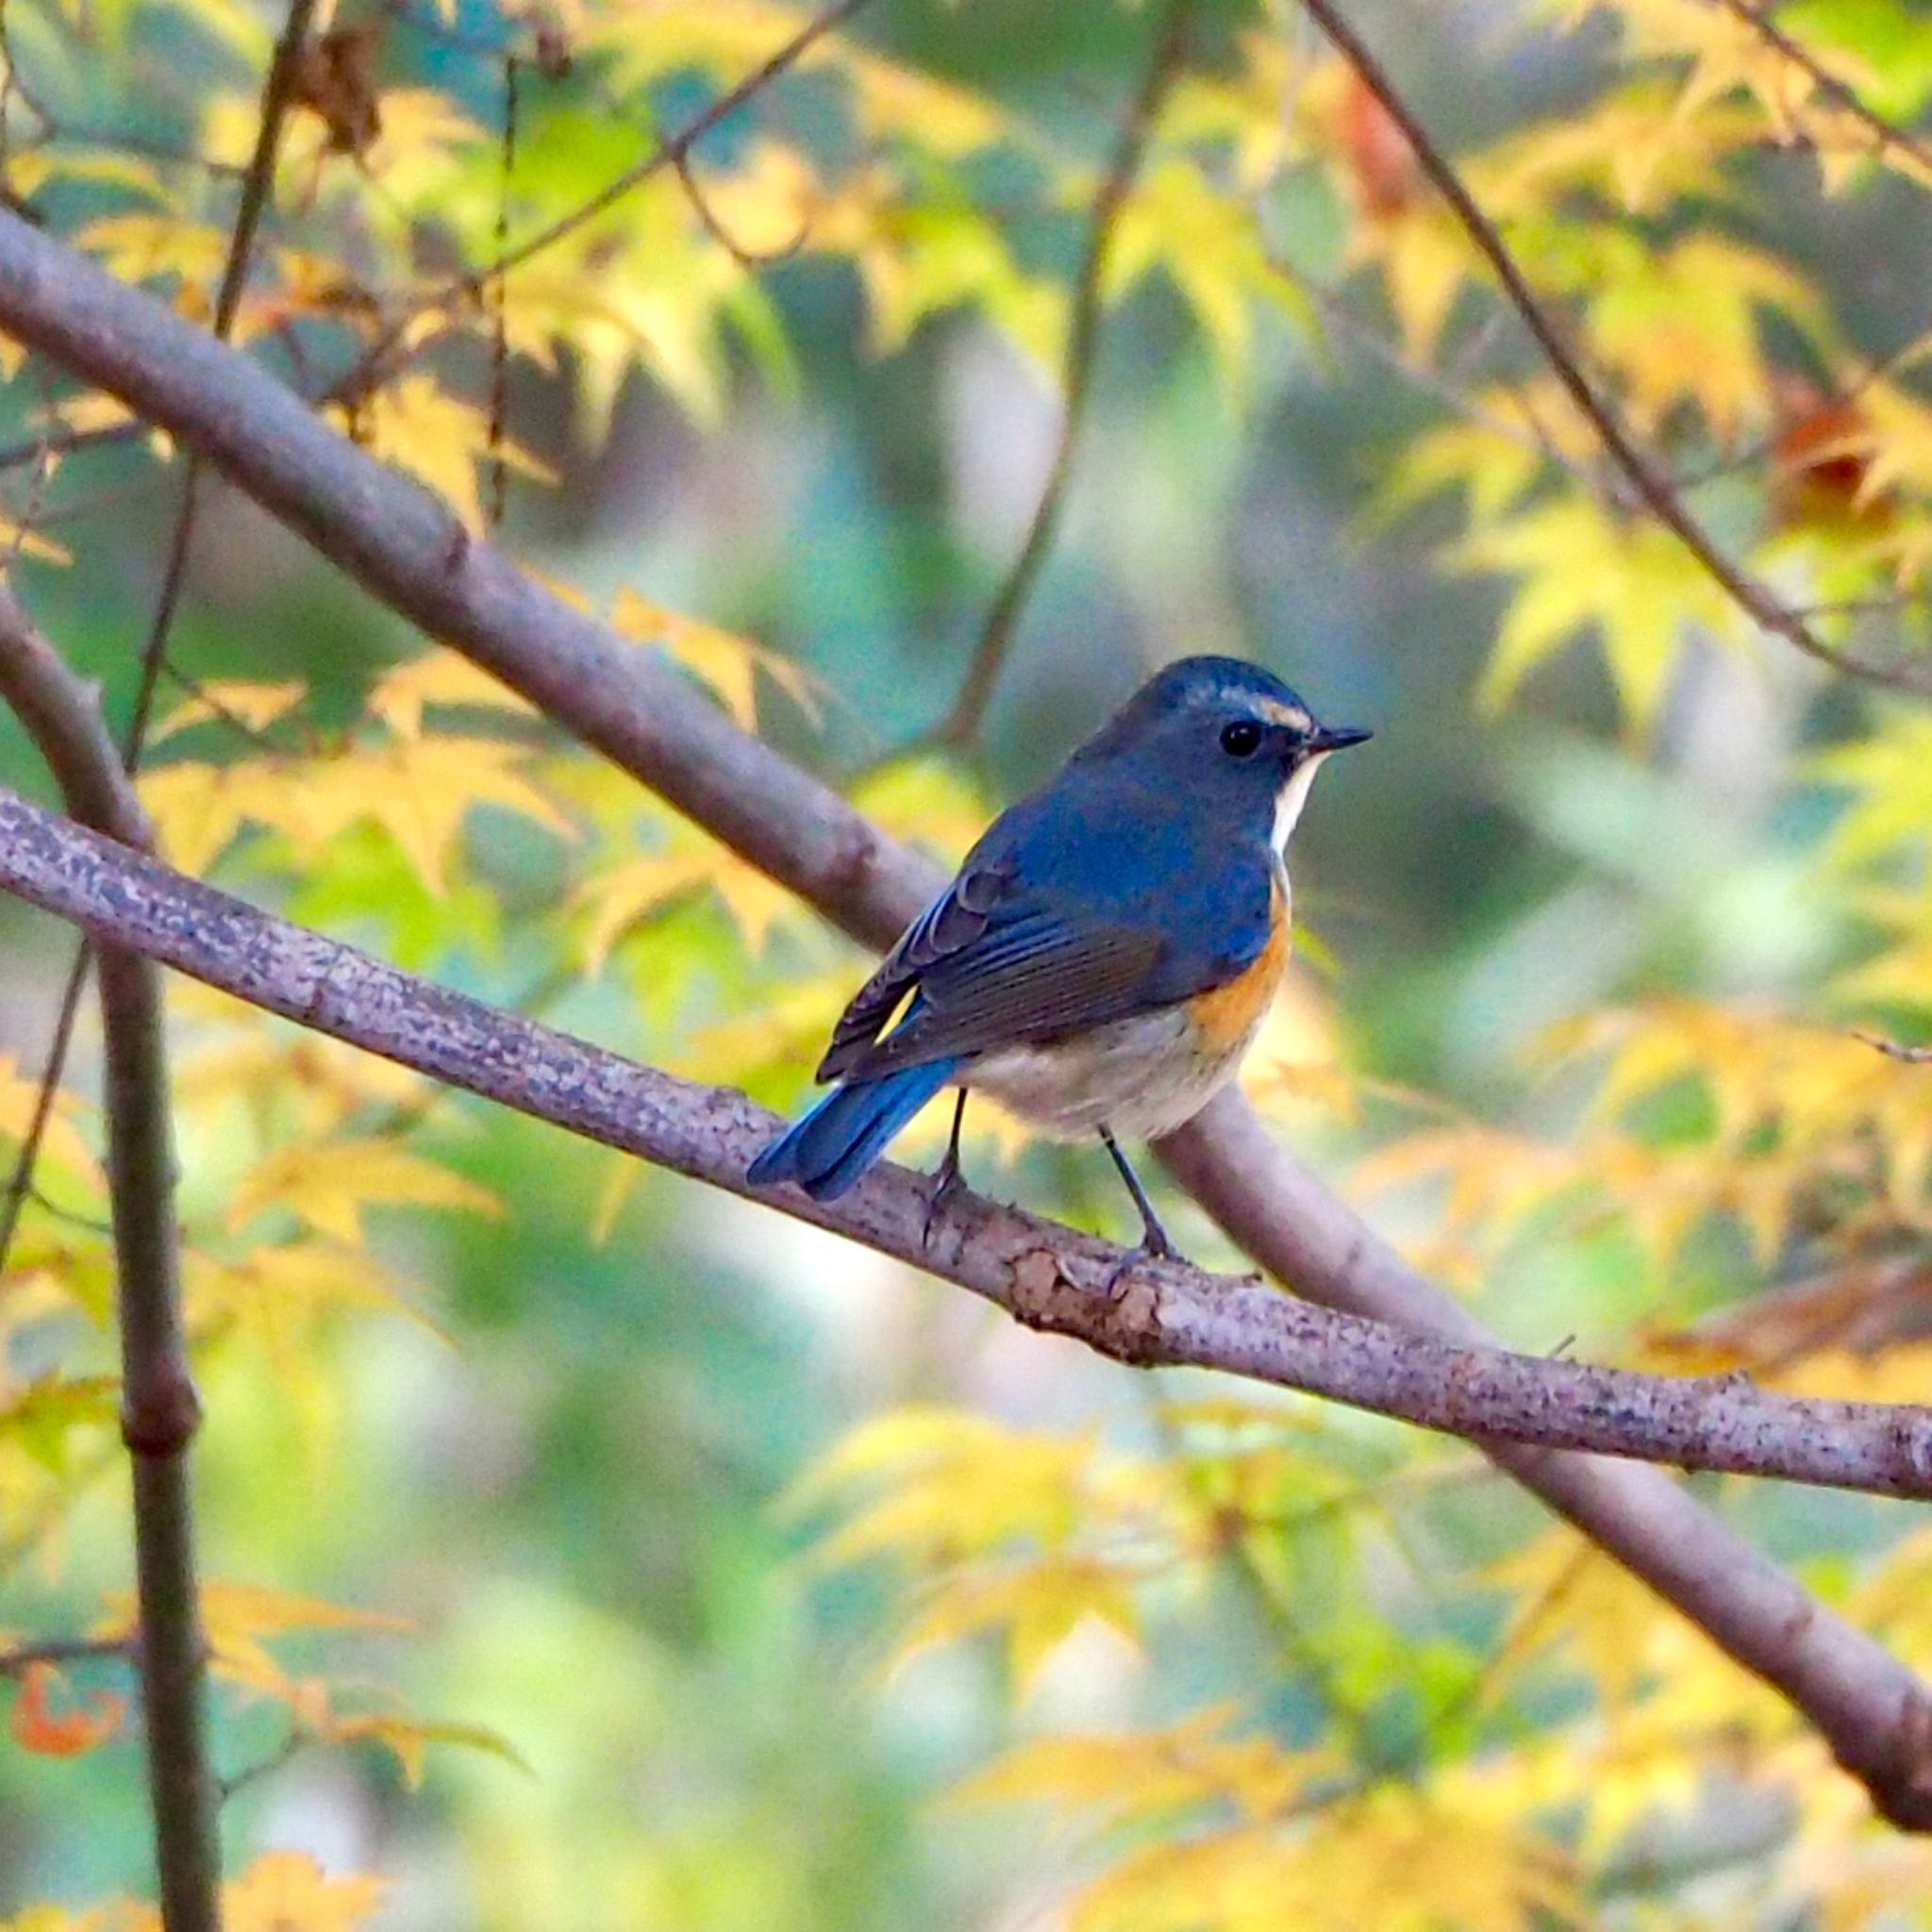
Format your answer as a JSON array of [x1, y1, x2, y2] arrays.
[[748, 656, 1369, 1257]]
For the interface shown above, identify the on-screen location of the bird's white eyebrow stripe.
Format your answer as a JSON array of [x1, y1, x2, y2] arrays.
[[1254, 696, 1312, 731]]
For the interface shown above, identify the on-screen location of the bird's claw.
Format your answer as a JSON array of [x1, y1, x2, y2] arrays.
[[922, 1158, 964, 1252], [1101, 1231, 1186, 1300]]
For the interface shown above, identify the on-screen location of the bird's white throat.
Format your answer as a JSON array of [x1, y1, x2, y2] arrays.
[[1272, 751, 1330, 856]]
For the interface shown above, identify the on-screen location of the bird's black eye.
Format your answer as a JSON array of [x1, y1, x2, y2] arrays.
[[1220, 719, 1263, 758]]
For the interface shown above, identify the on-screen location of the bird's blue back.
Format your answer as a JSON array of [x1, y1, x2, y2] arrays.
[[960, 760, 1277, 1009]]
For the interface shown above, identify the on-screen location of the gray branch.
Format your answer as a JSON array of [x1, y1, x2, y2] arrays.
[[0, 207, 1927, 1826]]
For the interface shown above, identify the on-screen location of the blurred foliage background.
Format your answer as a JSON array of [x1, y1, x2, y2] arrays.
[[6, 0, 1932, 1924]]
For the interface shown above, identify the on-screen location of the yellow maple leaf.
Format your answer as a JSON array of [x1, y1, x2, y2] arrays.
[[1455, 491, 1739, 729], [174, 1008, 425, 1132], [226, 1140, 500, 1246], [1102, 158, 1310, 384], [139, 759, 270, 874], [325, 1707, 530, 1790], [611, 588, 820, 729], [952, 1707, 1329, 1828], [1487, 1528, 1686, 1720], [149, 680, 306, 745], [338, 375, 553, 533], [75, 214, 230, 321], [117, 1850, 386, 1932], [365, 654, 537, 741], [1575, 231, 1826, 441], [123, 1846, 382, 1932], [187, 1241, 439, 1339], [891, 1556, 1143, 1697], [10, 145, 176, 209], [591, 0, 1006, 158], [222, 1852, 385, 1932], [576, 833, 796, 961], [93, 1582, 413, 1696], [144, 735, 574, 890], [850, 756, 989, 866]]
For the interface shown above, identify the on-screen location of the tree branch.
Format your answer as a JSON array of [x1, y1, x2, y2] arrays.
[[5, 780, 1932, 1505], [0, 206, 1927, 1825], [0, 589, 217, 1930], [0, 1635, 134, 1677], [940, 0, 1195, 748], [1293, 0, 1932, 699], [0, 784, 1930, 1822]]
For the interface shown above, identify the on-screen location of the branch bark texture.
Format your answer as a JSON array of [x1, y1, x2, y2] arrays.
[[2, 784, 1932, 1823], [0, 207, 1928, 1824], [0, 591, 218, 1930]]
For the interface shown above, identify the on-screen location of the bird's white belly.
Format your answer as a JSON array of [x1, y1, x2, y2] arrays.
[[966, 1004, 1258, 1141]]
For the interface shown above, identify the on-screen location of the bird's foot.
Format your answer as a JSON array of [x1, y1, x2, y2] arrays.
[[922, 1156, 965, 1252], [1101, 1228, 1186, 1300]]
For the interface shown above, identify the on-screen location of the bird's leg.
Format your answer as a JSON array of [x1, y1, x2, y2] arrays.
[[923, 1090, 970, 1250], [1097, 1124, 1183, 1272]]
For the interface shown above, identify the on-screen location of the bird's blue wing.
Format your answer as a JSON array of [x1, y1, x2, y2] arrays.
[[819, 774, 1276, 1080], [816, 855, 1014, 1079]]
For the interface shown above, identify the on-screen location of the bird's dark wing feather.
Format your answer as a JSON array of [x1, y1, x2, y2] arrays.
[[840, 913, 1165, 1076], [816, 859, 1014, 1080]]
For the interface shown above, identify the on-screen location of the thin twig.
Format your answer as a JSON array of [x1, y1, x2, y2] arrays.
[[1702, 0, 1932, 182], [672, 150, 809, 268], [218, 1720, 306, 1802], [0, 8, 318, 1919], [0, 421, 144, 475], [1292, 0, 1932, 700], [1856, 1030, 1932, 1065], [0, 941, 89, 1267], [941, 0, 1197, 748], [1269, 246, 1640, 510], [0, 1635, 134, 1677], [1, 412, 58, 578], [125, 0, 320, 754], [486, 51, 518, 533]]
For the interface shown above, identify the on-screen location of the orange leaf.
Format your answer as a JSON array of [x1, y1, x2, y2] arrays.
[[9, 1662, 125, 1757]]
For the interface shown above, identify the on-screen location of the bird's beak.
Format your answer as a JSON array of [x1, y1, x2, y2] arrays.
[[1308, 723, 1372, 754]]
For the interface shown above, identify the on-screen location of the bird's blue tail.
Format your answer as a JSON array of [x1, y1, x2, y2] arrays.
[[747, 1058, 961, 1201]]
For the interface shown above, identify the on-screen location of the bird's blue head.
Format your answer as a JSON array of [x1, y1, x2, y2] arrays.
[[1073, 656, 1370, 854]]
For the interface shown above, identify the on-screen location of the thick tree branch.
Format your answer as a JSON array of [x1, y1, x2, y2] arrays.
[[0, 590, 217, 1931], [1294, 0, 1932, 699], [3, 781, 1932, 1501], [940, 0, 1195, 748], [0, 207, 1927, 1824], [2, 785, 1932, 1823]]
